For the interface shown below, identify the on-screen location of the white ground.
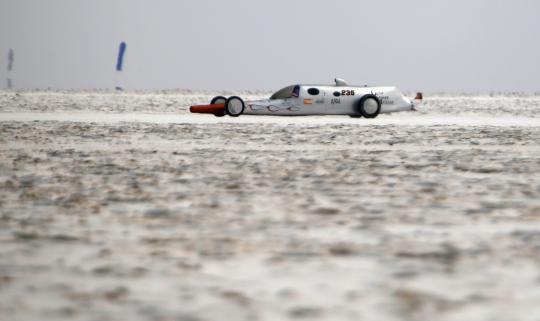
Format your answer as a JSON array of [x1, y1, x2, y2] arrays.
[[1, 90, 540, 321]]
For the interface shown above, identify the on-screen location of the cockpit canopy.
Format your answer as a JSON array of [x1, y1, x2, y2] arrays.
[[270, 79, 350, 100], [270, 85, 300, 100]]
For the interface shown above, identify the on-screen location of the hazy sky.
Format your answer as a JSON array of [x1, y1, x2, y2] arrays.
[[1, 0, 539, 92]]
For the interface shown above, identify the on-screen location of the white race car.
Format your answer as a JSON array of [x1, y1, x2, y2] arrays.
[[190, 78, 422, 118]]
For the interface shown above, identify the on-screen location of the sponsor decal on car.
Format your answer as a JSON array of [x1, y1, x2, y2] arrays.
[[303, 99, 313, 105], [371, 91, 394, 105]]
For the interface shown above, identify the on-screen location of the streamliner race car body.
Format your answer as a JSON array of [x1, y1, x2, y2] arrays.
[[190, 78, 422, 118]]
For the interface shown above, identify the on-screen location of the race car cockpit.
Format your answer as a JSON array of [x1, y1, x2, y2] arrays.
[[269, 85, 300, 100]]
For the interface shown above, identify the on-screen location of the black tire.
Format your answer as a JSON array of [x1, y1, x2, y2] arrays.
[[355, 95, 381, 118], [225, 96, 245, 117], [211, 96, 227, 117], [211, 96, 227, 105]]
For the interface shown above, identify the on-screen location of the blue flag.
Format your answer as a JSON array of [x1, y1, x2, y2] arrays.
[[116, 42, 127, 71]]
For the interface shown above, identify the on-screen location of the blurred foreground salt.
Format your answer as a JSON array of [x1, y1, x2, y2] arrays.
[[1, 91, 540, 321]]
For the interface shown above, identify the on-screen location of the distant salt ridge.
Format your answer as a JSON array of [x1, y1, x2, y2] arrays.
[[0, 88, 274, 97]]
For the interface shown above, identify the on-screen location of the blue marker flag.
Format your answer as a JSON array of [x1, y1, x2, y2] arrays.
[[116, 42, 127, 71]]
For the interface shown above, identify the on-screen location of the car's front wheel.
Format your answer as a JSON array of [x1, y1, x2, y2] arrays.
[[355, 95, 381, 118], [211, 96, 227, 117], [211, 96, 227, 105], [225, 96, 245, 117]]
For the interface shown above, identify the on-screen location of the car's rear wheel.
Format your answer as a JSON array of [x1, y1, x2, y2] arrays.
[[211, 96, 227, 117], [356, 95, 381, 118], [225, 96, 245, 117]]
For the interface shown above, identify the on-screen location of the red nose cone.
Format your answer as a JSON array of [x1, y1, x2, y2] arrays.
[[189, 103, 225, 114]]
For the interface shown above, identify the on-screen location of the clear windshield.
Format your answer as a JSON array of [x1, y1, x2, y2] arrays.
[[270, 85, 300, 100]]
